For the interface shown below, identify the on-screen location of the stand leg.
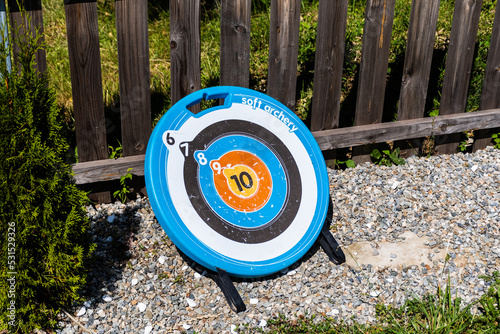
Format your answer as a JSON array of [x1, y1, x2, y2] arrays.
[[207, 267, 246, 313], [318, 223, 346, 265]]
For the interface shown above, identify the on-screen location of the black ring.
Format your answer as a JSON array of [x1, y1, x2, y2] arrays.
[[182, 120, 302, 244]]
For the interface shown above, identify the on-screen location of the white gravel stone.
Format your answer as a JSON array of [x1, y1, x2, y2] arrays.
[[186, 298, 197, 308], [138, 303, 147, 312], [76, 307, 86, 317]]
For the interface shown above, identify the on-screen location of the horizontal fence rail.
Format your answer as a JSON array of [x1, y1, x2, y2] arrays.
[[71, 108, 500, 185], [4, 0, 500, 199]]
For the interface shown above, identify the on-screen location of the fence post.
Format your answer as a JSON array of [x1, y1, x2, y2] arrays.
[[220, 0, 251, 88], [352, 0, 396, 163], [437, 0, 483, 154], [474, 1, 500, 151], [7, 0, 46, 74], [64, 0, 109, 202], [170, 0, 200, 111], [310, 0, 348, 132], [396, 0, 440, 157], [267, 0, 301, 112], [116, 0, 151, 157], [0, 0, 11, 73]]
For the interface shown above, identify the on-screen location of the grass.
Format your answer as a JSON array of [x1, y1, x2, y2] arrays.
[[235, 271, 500, 333]]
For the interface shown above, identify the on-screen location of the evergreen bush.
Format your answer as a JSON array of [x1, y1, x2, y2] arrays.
[[0, 21, 95, 333]]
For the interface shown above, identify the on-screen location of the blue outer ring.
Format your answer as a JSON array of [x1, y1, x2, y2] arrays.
[[145, 86, 329, 277]]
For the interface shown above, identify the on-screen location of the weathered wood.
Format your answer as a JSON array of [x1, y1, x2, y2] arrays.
[[65, 0, 109, 202], [474, 2, 500, 151], [73, 109, 500, 185], [314, 109, 500, 151], [116, 0, 151, 156], [440, 0, 483, 116], [310, 0, 348, 131], [395, 0, 440, 158], [170, 0, 200, 112], [267, 0, 301, 111], [355, 0, 396, 125], [73, 154, 146, 185], [220, 0, 251, 87], [65, 1, 107, 163], [437, 0, 483, 154], [397, 0, 440, 120], [8, 0, 46, 74], [353, 0, 396, 163]]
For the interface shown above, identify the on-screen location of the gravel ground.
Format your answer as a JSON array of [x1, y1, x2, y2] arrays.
[[56, 147, 500, 334]]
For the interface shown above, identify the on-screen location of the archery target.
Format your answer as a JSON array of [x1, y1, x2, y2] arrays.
[[145, 86, 329, 277]]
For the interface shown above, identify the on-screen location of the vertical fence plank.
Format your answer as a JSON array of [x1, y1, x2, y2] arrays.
[[170, 0, 200, 111], [355, 0, 396, 125], [310, 0, 348, 132], [397, 0, 440, 120], [437, 0, 483, 154], [64, 0, 107, 163], [7, 0, 46, 74], [353, 0, 396, 163], [65, 0, 108, 202], [267, 0, 301, 111], [396, 0, 440, 157], [116, 0, 151, 157], [474, 2, 500, 151], [220, 0, 251, 87]]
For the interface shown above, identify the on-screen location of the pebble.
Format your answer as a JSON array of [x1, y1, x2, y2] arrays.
[[137, 303, 147, 312], [186, 298, 197, 308], [54, 147, 500, 333], [76, 307, 85, 317]]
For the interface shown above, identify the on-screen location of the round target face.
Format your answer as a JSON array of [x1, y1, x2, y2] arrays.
[[145, 86, 329, 277]]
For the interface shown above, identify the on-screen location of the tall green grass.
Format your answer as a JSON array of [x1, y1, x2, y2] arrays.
[[41, 0, 496, 127]]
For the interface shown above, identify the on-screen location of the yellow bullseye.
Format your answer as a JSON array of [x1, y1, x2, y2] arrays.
[[223, 165, 259, 198]]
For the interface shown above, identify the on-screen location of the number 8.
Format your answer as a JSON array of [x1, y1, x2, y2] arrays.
[[197, 152, 208, 165]]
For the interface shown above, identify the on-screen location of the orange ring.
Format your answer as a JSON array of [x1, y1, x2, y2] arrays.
[[211, 150, 272, 212]]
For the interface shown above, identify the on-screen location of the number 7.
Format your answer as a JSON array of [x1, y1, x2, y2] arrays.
[[179, 142, 189, 157]]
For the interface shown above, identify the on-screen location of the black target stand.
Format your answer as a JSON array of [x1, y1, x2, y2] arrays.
[[203, 224, 345, 313]]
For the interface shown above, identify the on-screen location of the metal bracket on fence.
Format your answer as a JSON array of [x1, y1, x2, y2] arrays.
[[207, 268, 246, 313], [318, 222, 346, 265]]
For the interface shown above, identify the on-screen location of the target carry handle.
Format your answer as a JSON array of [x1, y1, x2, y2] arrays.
[[182, 87, 233, 111]]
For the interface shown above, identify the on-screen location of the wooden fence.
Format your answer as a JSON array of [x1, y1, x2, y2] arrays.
[[4, 0, 500, 202]]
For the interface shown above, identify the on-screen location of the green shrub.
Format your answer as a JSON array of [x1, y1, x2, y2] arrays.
[[0, 23, 95, 333]]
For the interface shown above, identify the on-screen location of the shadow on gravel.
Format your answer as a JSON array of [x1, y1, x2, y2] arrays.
[[80, 206, 142, 303]]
